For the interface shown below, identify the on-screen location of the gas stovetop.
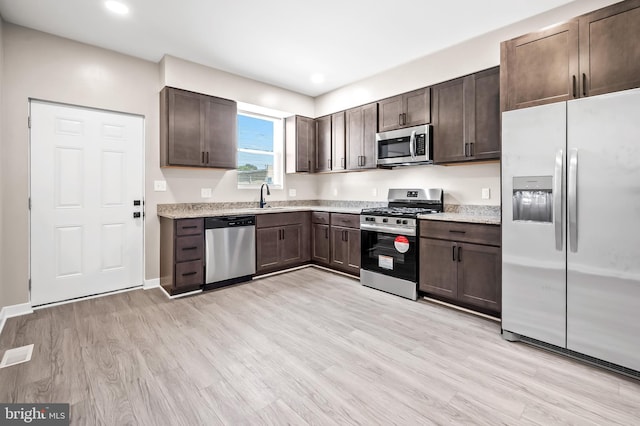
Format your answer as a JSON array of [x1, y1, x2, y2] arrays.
[[360, 206, 440, 218]]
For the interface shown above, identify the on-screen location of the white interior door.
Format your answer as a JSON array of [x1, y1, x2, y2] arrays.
[[30, 101, 144, 306]]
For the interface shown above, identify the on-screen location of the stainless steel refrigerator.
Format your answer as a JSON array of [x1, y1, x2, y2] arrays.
[[501, 88, 640, 373]]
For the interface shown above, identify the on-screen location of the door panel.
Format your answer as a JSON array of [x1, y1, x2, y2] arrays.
[[30, 101, 144, 306], [256, 228, 280, 271], [331, 112, 346, 171], [169, 89, 203, 166], [281, 225, 303, 264], [418, 238, 457, 298], [312, 223, 330, 265], [566, 89, 640, 371], [501, 102, 567, 347], [433, 79, 465, 163], [458, 243, 501, 312]]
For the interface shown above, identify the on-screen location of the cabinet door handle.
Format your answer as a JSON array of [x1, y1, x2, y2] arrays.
[[308, 160, 311, 171], [457, 246, 462, 262], [398, 113, 402, 126], [182, 225, 198, 230], [452, 246, 456, 261], [469, 143, 474, 157], [449, 230, 466, 234], [201, 151, 205, 164], [182, 246, 198, 251], [582, 73, 587, 97], [181, 271, 197, 277], [572, 75, 577, 98], [344, 230, 348, 242], [464, 143, 469, 157], [403, 113, 407, 125], [325, 228, 328, 239]]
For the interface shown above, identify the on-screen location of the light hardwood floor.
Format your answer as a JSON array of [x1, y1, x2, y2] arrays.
[[1, 267, 639, 425]]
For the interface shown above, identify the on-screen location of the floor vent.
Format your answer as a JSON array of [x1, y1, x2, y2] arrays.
[[0, 344, 34, 369]]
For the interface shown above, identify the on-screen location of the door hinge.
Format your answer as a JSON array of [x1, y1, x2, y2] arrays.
[[28, 197, 31, 210], [28, 278, 32, 290], [28, 116, 31, 128]]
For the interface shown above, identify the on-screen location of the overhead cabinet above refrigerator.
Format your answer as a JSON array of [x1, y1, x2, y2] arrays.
[[501, 88, 640, 374]]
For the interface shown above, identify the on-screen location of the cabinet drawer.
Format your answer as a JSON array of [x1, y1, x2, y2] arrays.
[[175, 235, 203, 262], [175, 260, 203, 287], [312, 211, 330, 224], [257, 211, 308, 228], [331, 213, 359, 229], [420, 220, 500, 246], [176, 218, 204, 236]]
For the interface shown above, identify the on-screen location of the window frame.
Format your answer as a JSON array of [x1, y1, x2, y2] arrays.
[[236, 109, 284, 190]]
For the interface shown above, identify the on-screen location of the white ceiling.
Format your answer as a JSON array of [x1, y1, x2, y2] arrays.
[[0, 0, 577, 97]]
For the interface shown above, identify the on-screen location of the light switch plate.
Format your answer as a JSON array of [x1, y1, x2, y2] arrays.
[[482, 188, 491, 200], [201, 188, 212, 198], [289, 188, 297, 197], [154, 180, 167, 191]]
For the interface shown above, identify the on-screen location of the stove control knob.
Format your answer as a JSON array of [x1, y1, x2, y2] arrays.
[[396, 219, 402, 224], [367, 217, 375, 222], [403, 220, 408, 225], [382, 218, 388, 223]]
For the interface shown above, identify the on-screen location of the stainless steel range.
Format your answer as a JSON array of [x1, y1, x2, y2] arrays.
[[360, 188, 443, 300]]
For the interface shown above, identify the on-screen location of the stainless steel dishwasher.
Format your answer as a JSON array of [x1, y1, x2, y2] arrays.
[[204, 215, 256, 290]]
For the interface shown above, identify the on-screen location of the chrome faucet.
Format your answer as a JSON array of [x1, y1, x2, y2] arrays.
[[259, 183, 270, 208]]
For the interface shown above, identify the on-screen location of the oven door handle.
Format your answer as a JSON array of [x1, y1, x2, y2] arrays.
[[360, 223, 416, 237]]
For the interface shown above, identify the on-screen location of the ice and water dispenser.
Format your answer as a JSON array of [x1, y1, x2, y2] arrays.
[[512, 176, 553, 223]]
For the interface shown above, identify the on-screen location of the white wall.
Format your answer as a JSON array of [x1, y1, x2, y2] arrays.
[[317, 163, 500, 206], [0, 15, 4, 307], [0, 25, 317, 309], [312, 0, 618, 208]]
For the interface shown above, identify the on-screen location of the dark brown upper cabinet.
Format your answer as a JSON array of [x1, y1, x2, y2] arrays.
[[285, 115, 315, 173], [160, 86, 237, 168], [433, 67, 500, 164], [331, 111, 346, 172], [378, 87, 431, 132], [501, 0, 640, 111], [315, 115, 332, 173], [579, 0, 640, 97], [346, 103, 378, 170]]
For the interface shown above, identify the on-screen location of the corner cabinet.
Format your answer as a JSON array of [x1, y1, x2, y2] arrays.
[[160, 87, 237, 168], [346, 103, 378, 170], [256, 212, 311, 274], [285, 115, 316, 173], [378, 87, 431, 132], [501, 0, 640, 111], [160, 217, 205, 295], [419, 220, 501, 316], [433, 67, 500, 164]]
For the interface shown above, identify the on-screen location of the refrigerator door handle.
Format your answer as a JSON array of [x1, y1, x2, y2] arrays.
[[568, 148, 579, 253], [554, 149, 564, 251]]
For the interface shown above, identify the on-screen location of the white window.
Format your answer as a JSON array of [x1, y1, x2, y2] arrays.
[[237, 109, 284, 189]]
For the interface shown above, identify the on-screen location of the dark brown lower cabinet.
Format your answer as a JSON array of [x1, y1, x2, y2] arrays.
[[330, 213, 360, 276], [330, 227, 360, 276], [419, 220, 501, 315], [256, 212, 310, 275], [311, 212, 331, 266], [160, 217, 205, 295]]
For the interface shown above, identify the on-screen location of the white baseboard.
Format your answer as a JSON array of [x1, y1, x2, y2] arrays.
[[0, 302, 34, 338], [143, 278, 160, 290]]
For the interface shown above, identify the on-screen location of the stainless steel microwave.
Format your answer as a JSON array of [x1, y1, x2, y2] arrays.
[[376, 124, 432, 167]]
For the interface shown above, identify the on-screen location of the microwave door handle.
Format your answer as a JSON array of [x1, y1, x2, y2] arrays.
[[410, 130, 416, 158]]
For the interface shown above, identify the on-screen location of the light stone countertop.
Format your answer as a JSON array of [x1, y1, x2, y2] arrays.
[[157, 201, 501, 223], [156, 201, 371, 219], [417, 212, 501, 225]]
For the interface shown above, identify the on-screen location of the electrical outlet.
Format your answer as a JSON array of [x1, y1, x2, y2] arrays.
[[201, 188, 212, 198], [153, 180, 167, 191], [482, 188, 491, 200], [289, 188, 297, 197]]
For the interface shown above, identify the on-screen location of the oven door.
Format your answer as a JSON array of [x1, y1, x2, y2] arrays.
[[360, 229, 417, 282]]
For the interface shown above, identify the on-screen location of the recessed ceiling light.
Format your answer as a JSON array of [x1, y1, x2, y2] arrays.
[[310, 73, 325, 84], [105, 1, 129, 15]]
